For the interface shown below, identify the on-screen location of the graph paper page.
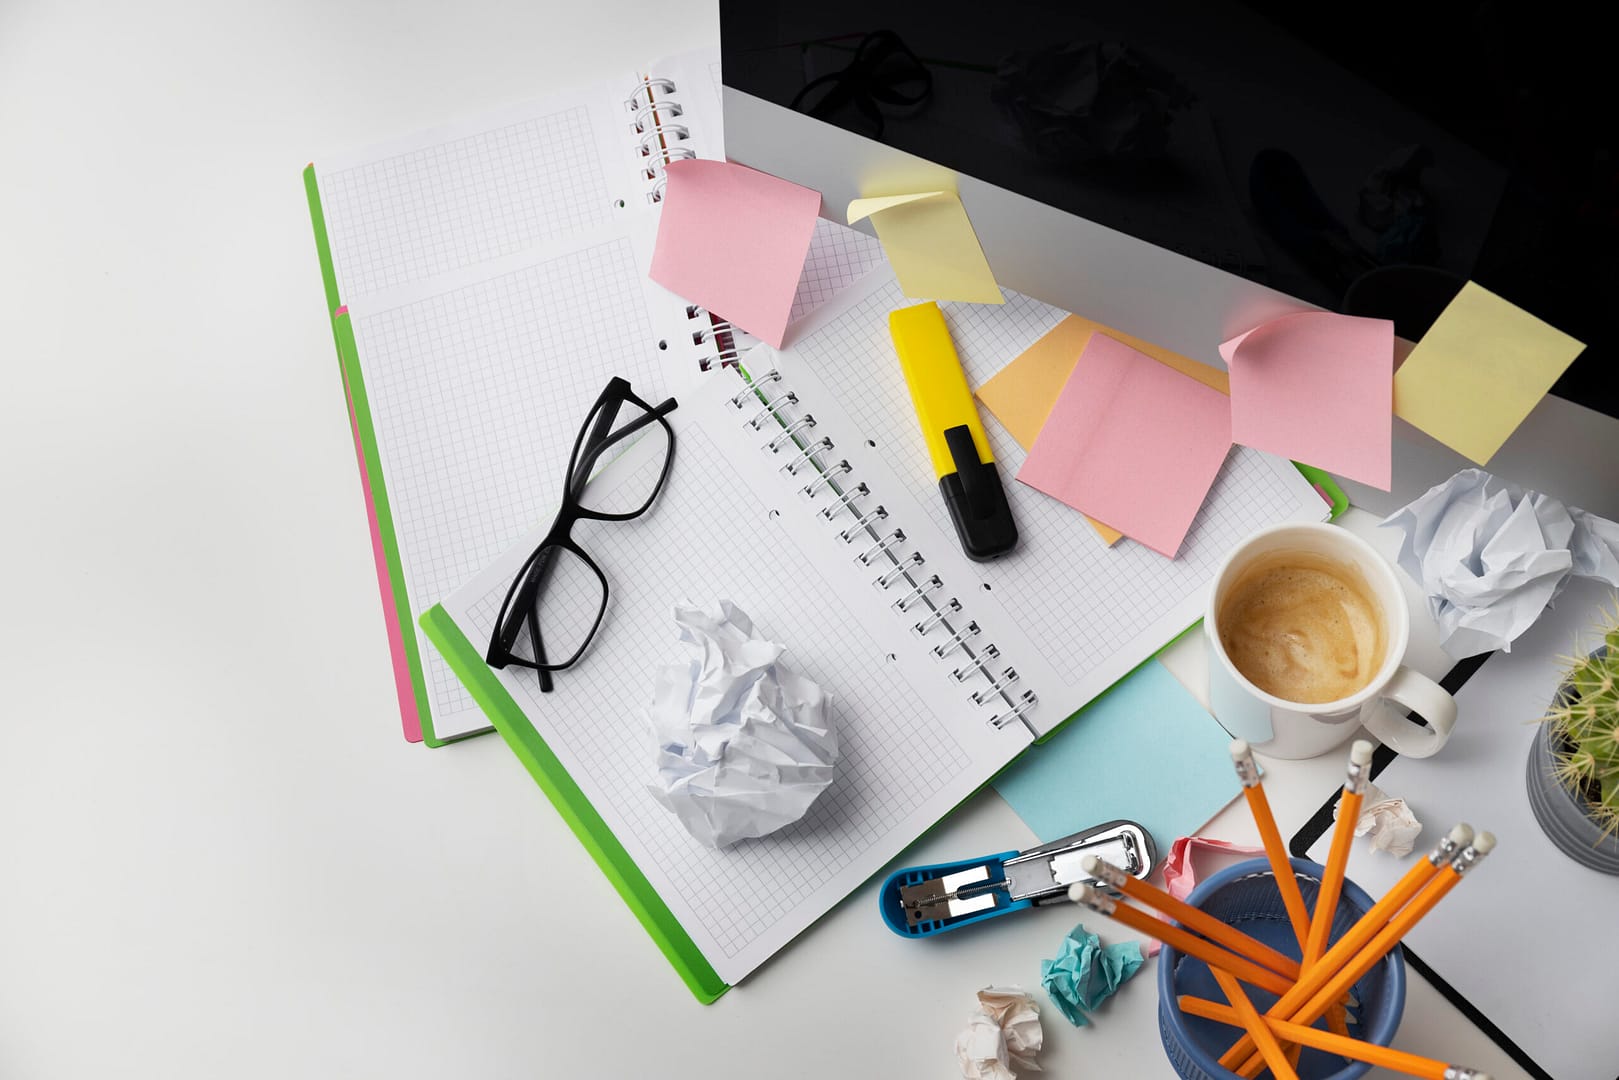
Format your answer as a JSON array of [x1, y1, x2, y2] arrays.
[[753, 267, 1330, 736], [441, 374, 1030, 984]]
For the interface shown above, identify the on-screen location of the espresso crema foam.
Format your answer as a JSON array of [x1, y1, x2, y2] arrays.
[[1217, 551, 1386, 704]]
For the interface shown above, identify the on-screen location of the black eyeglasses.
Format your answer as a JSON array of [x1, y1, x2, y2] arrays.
[[486, 377, 677, 691]]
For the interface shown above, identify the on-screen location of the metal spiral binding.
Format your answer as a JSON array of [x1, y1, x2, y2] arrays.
[[951, 646, 1003, 681], [726, 366, 1039, 732], [858, 529, 907, 566], [631, 100, 685, 134], [767, 416, 816, 452], [638, 126, 689, 155], [933, 622, 982, 659], [801, 461, 852, 497], [693, 319, 733, 345], [989, 691, 1038, 729], [729, 371, 779, 406], [969, 668, 1020, 705], [838, 506, 888, 542], [893, 575, 943, 612], [875, 552, 924, 588], [911, 597, 960, 634], [625, 74, 692, 204], [624, 77, 676, 111], [642, 145, 697, 182], [783, 438, 834, 476], [819, 483, 869, 520], [748, 391, 797, 429]]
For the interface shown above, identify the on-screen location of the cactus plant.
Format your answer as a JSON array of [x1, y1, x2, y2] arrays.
[[1543, 606, 1619, 839]]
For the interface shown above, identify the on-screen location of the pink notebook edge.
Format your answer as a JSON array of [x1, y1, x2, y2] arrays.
[[340, 359, 425, 744]]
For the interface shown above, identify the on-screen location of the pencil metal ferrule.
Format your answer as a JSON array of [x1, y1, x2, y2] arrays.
[[1449, 842, 1491, 877], [1230, 741, 1261, 787], [1428, 824, 1472, 866], [1344, 758, 1370, 796], [1444, 1067, 1492, 1080], [1082, 855, 1129, 888], [1068, 882, 1116, 915]]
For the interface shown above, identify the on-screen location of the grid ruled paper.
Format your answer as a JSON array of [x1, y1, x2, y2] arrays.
[[788, 220, 886, 324], [321, 105, 615, 302], [772, 270, 1327, 707], [350, 237, 666, 736], [443, 399, 1029, 982]]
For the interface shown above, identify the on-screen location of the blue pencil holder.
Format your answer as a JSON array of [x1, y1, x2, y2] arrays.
[[1156, 856, 1405, 1080]]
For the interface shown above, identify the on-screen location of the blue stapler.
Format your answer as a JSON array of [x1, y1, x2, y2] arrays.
[[879, 819, 1155, 938]]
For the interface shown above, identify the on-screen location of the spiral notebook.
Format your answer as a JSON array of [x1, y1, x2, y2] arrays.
[[421, 276, 1335, 997], [303, 49, 883, 745]]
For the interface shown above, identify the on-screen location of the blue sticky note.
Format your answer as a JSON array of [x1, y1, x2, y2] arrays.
[[994, 661, 1233, 856]]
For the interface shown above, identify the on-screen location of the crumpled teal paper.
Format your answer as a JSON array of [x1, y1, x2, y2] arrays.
[[1039, 922, 1146, 1027]]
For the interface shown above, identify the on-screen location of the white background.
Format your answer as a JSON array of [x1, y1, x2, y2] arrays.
[[2, 1, 1600, 1076]]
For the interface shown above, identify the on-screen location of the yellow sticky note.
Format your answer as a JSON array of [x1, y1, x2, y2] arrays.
[[976, 314, 1228, 546], [847, 191, 1002, 304], [1394, 282, 1585, 464]]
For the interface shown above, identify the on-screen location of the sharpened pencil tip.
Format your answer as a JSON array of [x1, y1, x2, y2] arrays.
[[1349, 739, 1373, 765]]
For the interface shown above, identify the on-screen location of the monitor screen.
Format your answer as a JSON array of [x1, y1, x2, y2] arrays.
[[721, 2, 1615, 415]]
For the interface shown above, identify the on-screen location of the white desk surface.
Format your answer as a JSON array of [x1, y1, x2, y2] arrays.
[[4, 2, 1614, 1077]]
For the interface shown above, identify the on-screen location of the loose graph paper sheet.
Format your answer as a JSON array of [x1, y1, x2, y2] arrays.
[[755, 268, 1329, 735], [441, 380, 1030, 983]]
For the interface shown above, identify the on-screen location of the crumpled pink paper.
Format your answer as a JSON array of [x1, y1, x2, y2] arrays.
[[1141, 836, 1266, 957]]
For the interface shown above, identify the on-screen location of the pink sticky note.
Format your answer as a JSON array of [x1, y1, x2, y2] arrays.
[[650, 159, 821, 348], [1220, 311, 1394, 490], [1018, 335, 1232, 558]]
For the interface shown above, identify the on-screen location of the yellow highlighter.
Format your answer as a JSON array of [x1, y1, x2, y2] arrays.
[[889, 301, 1018, 560]]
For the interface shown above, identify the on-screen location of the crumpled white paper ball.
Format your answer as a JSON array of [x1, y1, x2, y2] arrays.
[[646, 600, 838, 849], [1381, 468, 1619, 658], [955, 987, 1043, 1080], [1335, 781, 1423, 857]]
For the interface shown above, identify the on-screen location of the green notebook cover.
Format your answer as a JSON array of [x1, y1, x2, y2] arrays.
[[419, 604, 729, 1003], [304, 164, 480, 748]]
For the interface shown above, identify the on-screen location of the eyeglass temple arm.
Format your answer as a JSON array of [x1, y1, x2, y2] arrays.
[[570, 396, 678, 488]]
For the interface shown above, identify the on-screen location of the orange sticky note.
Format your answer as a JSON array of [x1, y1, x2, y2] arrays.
[[976, 314, 1227, 544]]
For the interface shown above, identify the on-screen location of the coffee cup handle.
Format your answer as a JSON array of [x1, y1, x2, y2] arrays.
[[1363, 666, 1457, 759]]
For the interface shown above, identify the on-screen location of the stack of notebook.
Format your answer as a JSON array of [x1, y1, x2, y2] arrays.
[[304, 48, 1340, 1000]]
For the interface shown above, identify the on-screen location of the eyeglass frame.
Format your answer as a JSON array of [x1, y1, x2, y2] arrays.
[[485, 376, 678, 691]]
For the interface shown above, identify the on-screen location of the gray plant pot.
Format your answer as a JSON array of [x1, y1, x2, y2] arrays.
[[1525, 650, 1619, 875]]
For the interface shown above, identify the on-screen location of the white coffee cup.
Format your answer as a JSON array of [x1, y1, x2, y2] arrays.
[[1205, 522, 1456, 760]]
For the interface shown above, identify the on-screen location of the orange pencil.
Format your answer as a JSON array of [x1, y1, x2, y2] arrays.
[[1231, 740, 1312, 949], [1080, 854, 1301, 979], [1305, 740, 1374, 970], [1067, 883, 1294, 997], [1228, 832, 1496, 1079], [1216, 823, 1475, 1073], [1212, 969, 1299, 1080], [1179, 995, 1494, 1080]]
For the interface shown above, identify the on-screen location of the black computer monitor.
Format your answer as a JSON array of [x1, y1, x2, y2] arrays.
[[720, 2, 1613, 416]]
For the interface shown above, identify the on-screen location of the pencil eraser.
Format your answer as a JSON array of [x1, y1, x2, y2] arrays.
[[1449, 823, 1474, 846], [1068, 882, 1095, 904], [1471, 831, 1497, 854], [1079, 854, 1101, 875], [1229, 739, 1251, 761], [1349, 739, 1374, 765]]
